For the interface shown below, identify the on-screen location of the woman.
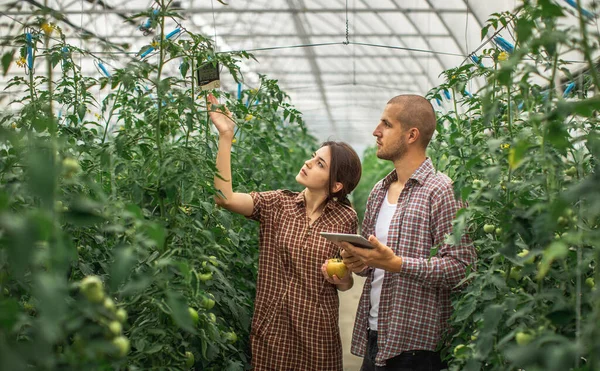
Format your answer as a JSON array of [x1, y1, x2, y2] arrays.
[[208, 95, 362, 371]]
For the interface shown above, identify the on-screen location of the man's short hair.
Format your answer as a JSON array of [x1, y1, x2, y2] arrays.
[[387, 95, 437, 149]]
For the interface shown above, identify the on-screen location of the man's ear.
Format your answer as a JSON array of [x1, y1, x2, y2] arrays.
[[408, 128, 420, 144], [332, 182, 343, 194]]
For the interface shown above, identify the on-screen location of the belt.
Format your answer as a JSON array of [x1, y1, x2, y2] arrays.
[[367, 329, 438, 358]]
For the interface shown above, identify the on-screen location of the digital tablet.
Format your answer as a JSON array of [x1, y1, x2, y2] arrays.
[[319, 232, 374, 249]]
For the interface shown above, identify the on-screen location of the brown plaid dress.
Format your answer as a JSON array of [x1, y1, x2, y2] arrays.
[[248, 190, 358, 371]]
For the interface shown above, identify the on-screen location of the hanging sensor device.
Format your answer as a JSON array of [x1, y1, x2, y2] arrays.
[[196, 60, 220, 90]]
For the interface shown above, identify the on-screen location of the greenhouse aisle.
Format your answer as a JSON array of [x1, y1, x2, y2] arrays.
[[339, 275, 366, 371]]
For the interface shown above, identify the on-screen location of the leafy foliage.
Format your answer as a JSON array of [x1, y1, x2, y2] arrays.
[[425, 2, 599, 370], [0, 3, 316, 371]]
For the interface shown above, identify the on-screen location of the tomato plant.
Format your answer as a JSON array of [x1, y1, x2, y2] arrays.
[[426, 2, 599, 370], [356, 2, 599, 371], [0, 2, 316, 370]]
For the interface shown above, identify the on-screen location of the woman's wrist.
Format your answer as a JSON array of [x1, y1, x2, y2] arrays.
[[218, 132, 235, 141]]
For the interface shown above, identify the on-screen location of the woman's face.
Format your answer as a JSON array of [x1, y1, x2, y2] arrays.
[[295, 146, 331, 191]]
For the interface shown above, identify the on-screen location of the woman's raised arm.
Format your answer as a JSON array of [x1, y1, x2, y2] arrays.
[[208, 94, 254, 217]]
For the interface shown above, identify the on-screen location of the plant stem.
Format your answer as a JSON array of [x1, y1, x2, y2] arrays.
[[452, 87, 468, 172], [155, 1, 167, 217], [102, 84, 122, 144], [575, 0, 600, 91], [507, 84, 513, 137]]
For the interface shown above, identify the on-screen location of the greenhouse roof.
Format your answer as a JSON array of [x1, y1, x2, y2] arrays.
[[0, 0, 591, 153]]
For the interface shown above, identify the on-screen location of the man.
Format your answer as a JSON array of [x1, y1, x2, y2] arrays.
[[341, 95, 476, 371]]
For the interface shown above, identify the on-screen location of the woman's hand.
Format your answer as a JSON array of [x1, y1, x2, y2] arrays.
[[321, 260, 353, 290], [207, 94, 235, 137]]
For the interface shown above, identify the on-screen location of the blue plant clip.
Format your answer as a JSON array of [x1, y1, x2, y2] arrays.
[[443, 89, 452, 100], [140, 28, 181, 59], [25, 32, 34, 73], [463, 90, 473, 98], [563, 82, 575, 97], [237, 83, 242, 100], [165, 28, 181, 40], [97, 61, 111, 77], [435, 98, 442, 107], [470, 54, 483, 67], [139, 9, 159, 36], [494, 36, 514, 53], [140, 46, 155, 58], [564, 0, 594, 19]]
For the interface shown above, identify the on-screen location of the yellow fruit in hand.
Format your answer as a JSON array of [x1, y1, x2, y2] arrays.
[[326, 259, 348, 279]]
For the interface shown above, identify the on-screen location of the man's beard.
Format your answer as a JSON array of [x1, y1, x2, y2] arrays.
[[377, 138, 407, 161]]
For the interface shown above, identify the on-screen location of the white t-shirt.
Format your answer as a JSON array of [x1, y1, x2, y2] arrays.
[[368, 190, 397, 331]]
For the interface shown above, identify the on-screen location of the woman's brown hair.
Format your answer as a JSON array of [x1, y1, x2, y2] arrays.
[[321, 141, 362, 206]]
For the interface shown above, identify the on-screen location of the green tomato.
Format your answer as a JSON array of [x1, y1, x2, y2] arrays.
[[585, 277, 595, 289], [208, 313, 217, 323], [80, 276, 105, 303], [224, 331, 238, 343], [509, 267, 521, 280], [453, 344, 466, 356], [112, 336, 130, 357], [517, 249, 535, 264], [557, 216, 568, 226], [115, 308, 128, 323], [104, 298, 115, 312], [483, 224, 496, 234], [185, 351, 195, 368], [188, 307, 199, 325], [198, 272, 213, 282], [565, 166, 577, 176], [202, 297, 216, 310], [108, 321, 122, 336], [62, 158, 81, 177], [515, 332, 533, 346], [495, 228, 502, 236]]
